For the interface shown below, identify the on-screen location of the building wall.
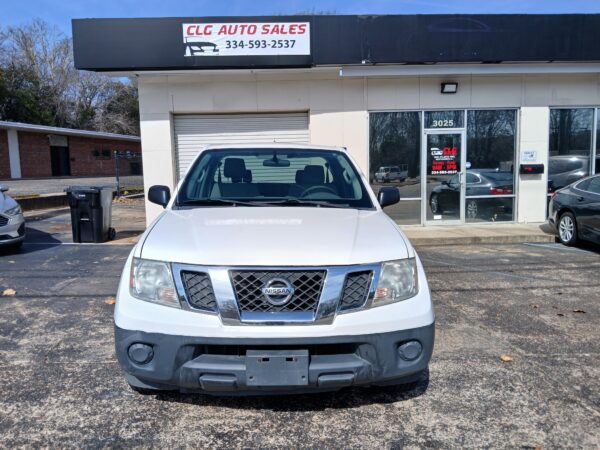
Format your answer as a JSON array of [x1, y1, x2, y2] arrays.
[[69, 136, 141, 176], [0, 130, 9, 179], [12, 131, 141, 178], [18, 132, 53, 178], [138, 70, 600, 224]]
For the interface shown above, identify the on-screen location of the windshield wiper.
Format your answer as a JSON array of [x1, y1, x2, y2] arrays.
[[178, 198, 268, 207], [255, 199, 349, 208]]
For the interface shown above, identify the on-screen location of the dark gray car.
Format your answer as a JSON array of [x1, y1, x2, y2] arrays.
[[548, 174, 600, 246]]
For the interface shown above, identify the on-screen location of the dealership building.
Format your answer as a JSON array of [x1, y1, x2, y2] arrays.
[[73, 14, 600, 225]]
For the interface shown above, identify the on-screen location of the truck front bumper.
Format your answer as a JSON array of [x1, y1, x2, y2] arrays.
[[115, 323, 435, 394]]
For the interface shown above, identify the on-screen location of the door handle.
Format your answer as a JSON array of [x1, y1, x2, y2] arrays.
[[577, 196, 585, 202]]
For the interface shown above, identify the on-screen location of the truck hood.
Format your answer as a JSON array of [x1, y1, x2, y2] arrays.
[[140, 207, 412, 266]]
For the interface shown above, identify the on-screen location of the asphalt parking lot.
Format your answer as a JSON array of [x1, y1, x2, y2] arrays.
[[1, 238, 600, 448]]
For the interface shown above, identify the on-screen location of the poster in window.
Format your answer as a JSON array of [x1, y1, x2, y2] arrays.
[[429, 146, 459, 175]]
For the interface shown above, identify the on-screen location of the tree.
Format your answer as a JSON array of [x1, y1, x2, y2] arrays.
[[0, 19, 139, 135]]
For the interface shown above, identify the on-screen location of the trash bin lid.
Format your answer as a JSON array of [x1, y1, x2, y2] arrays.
[[65, 185, 116, 193]]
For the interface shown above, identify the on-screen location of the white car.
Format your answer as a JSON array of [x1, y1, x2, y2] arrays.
[[115, 144, 434, 394], [0, 183, 25, 251]]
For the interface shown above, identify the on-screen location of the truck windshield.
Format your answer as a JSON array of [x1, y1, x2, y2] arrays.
[[176, 148, 374, 209]]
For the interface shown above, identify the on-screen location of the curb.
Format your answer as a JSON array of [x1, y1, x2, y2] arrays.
[[17, 194, 69, 212], [408, 234, 555, 246]]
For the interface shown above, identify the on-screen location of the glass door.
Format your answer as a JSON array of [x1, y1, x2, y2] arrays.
[[424, 131, 466, 224]]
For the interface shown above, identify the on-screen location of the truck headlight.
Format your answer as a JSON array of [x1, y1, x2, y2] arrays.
[[130, 258, 180, 308], [4, 205, 22, 216], [373, 258, 418, 306]]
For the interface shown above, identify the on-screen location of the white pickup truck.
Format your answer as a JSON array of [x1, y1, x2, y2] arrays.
[[115, 144, 434, 394]]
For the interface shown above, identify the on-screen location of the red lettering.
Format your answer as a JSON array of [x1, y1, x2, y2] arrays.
[[271, 24, 280, 34], [227, 24, 238, 34], [239, 24, 248, 34], [187, 24, 212, 36], [261, 24, 270, 34], [248, 24, 257, 34], [218, 25, 228, 35], [298, 23, 307, 34], [289, 24, 297, 34]]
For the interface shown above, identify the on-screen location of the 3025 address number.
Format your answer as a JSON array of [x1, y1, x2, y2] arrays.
[[431, 119, 455, 128]]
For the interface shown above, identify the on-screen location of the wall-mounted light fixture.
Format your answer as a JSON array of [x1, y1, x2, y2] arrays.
[[441, 82, 458, 94]]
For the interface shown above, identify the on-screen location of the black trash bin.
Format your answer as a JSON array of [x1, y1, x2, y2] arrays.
[[65, 186, 116, 243]]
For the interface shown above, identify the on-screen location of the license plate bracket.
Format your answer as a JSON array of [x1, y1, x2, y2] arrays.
[[246, 349, 309, 387]]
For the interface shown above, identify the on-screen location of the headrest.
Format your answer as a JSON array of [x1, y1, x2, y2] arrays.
[[224, 158, 246, 180], [295, 169, 304, 184], [303, 165, 325, 185], [243, 169, 252, 183]]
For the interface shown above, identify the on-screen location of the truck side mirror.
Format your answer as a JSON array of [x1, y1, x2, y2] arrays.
[[0, 183, 8, 193], [378, 186, 400, 208], [148, 185, 171, 208]]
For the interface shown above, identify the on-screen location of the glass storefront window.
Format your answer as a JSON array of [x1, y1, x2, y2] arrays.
[[369, 112, 421, 224], [548, 108, 594, 192], [465, 109, 516, 222]]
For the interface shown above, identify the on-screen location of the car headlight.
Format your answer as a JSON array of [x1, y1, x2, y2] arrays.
[[129, 258, 180, 308], [4, 205, 21, 216], [373, 258, 418, 306]]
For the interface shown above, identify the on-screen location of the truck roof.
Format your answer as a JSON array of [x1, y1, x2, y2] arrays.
[[199, 143, 346, 152]]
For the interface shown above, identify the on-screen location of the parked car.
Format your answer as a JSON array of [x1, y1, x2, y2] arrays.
[[429, 170, 514, 219], [115, 144, 434, 394], [548, 174, 600, 246], [0, 183, 25, 251], [374, 165, 408, 183], [547, 155, 590, 193]]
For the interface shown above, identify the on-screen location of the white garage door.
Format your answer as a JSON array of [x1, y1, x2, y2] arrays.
[[174, 113, 309, 179]]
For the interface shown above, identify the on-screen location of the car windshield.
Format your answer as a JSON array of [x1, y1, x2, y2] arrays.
[[176, 148, 374, 209]]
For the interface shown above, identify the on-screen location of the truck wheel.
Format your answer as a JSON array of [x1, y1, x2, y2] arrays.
[[558, 212, 578, 246], [108, 227, 116, 241]]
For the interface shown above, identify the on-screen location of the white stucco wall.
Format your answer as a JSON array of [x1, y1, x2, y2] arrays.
[[137, 69, 600, 224]]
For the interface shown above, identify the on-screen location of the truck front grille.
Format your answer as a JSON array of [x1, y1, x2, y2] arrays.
[[0, 215, 8, 227], [339, 271, 373, 311], [181, 271, 217, 312], [230, 270, 326, 313]]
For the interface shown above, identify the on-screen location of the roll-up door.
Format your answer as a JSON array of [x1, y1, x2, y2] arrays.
[[174, 113, 309, 179]]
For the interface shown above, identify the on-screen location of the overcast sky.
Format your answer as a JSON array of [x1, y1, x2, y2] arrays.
[[3, 0, 600, 36]]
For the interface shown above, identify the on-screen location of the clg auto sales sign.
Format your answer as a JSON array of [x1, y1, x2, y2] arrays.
[[183, 22, 311, 57]]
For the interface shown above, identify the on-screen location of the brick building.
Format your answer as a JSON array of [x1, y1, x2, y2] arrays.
[[0, 121, 141, 180]]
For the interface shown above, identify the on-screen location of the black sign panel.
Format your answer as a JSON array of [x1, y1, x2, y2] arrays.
[[73, 14, 600, 71], [72, 17, 312, 71]]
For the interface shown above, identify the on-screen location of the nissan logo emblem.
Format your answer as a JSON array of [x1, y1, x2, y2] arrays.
[[261, 278, 295, 306]]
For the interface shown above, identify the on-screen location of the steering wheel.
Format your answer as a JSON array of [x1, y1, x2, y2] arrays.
[[300, 185, 338, 197]]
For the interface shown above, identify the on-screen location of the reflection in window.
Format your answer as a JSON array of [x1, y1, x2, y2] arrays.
[[465, 110, 516, 222], [548, 108, 593, 192], [369, 112, 421, 224], [424, 110, 464, 129]]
